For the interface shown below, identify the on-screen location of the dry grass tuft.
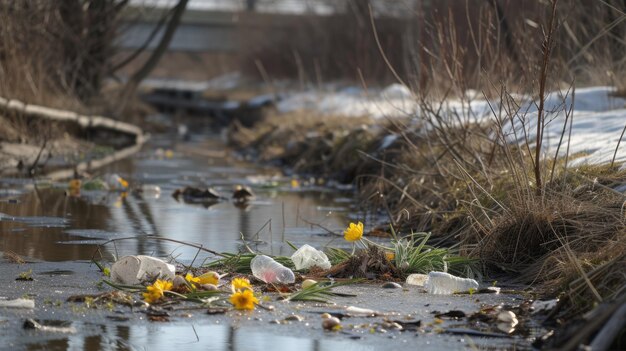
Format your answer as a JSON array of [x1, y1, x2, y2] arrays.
[[3, 250, 26, 264], [326, 246, 398, 279], [471, 186, 626, 281]]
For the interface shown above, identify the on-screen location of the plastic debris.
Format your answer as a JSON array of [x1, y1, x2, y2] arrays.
[[425, 272, 479, 294], [106, 174, 129, 191], [497, 311, 518, 334], [405, 273, 429, 287], [532, 299, 558, 314], [346, 306, 378, 316], [497, 311, 518, 324], [110, 255, 176, 285], [0, 298, 35, 309], [250, 255, 295, 284], [290, 244, 331, 270]]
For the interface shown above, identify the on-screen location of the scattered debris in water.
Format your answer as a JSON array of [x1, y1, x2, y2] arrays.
[[172, 186, 224, 203], [232, 184, 255, 202], [0, 298, 35, 309], [23, 319, 77, 333], [322, 316, 342, 331]]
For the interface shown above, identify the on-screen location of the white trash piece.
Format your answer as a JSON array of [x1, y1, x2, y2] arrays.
[[290, 244, 331, 270], [346, 306, 378, 316], [532, 299, 558, 314], [497, 311, 519, 334], [105, 174, 128, 191], [0, 298, 35, 309], [425, 272, 479, 295], [251, 255, 295, 284], [111, 255, 176, 285], [405, 273, 429, 287]]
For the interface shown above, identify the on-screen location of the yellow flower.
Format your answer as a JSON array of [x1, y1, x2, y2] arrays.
[[185, 273, 200, 284], [343, 222, 364, 242], [231, 277, 252, 292], [142, 279, 173, 304], [385, 252, 395, 261], [229, 289, 258, 310], [118, 177, 129, 189], [197, 271, 220, 285], [68, 179, 81, 191]]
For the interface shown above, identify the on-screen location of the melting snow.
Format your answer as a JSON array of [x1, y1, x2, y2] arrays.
[[277, 84, 626, 169]]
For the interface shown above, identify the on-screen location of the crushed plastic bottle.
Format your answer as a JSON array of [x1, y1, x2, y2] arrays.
[[425, 271, 479, 295], [111, 255, 176, 285], [250, 255, 295, 284], [405, 273, 429, 287], [290, 244, 331, 270]]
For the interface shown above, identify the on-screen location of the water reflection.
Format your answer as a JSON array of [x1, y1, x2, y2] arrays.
[[0, 136, 354, 262], [24, 323, 376, 351]]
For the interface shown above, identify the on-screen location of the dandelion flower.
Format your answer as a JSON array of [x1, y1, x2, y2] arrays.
[[143, 279, 173, 304], [343, 222, 364, 242], [197, 271, 220, 285], [231, 277, 252, 292], [185, 273, 200, 284], [229, 289, 258, 310]]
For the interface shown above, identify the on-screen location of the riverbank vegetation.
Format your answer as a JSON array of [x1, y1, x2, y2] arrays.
[[0, 0, 624, 348], [229, 2, 626, 346]]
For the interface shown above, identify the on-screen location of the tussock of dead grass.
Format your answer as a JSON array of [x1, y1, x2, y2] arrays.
[[470, 185, 625, 277]]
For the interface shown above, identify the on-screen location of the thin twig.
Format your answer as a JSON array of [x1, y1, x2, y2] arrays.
[[298, 217, 341, 236], [92, 236, 227, 262], [610, 122, 626, 168]]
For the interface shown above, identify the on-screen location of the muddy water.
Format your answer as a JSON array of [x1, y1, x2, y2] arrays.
[[0, 135, 361, 263]]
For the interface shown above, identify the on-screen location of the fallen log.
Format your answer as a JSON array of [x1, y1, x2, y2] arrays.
[[0, 96, 148, 179]]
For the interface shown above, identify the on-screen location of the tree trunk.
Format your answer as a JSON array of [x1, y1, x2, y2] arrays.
[[59, 0, 126, 102], [118, 0, 188, 114]]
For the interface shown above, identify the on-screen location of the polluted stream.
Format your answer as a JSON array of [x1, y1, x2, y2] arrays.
[[0, 134, 539, 350]]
